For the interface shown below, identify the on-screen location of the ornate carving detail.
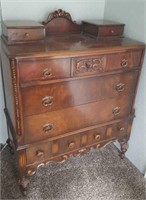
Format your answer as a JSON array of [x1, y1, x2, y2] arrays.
[[74, 57, 105, 74], [11, 59, 21, 136], [43, 9, 72, 25]]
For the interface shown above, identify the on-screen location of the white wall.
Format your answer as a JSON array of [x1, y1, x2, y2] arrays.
[[104, 0, 146, 174], [0, 0, 105, 143]]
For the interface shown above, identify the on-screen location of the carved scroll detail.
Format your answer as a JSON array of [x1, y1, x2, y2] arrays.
[[11, 59, 21, 136], [74, 57, 105, 74], [43, 9, 72, 25]]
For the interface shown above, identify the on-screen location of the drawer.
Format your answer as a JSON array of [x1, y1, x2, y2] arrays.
[[21, 70, 138, 116], [8, 28, 45, 42], [26, 134, 80, 164], [82, 21, 124, 37], [24, 95, 134, 143], [72, 50, 143, 76], [106, 50, 143, 72], [18, 58, 70, 82], [98, 25, 124, 37], [26, 117, 133, 165], [71, 55, 106, 76]]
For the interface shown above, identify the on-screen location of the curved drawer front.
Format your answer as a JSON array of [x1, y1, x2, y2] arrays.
[[72, 50, 143, 76], [21, 70, 138, 116], [24, 95, 133, 143], [18, 58, 70, 83], [26, 118, 133, 165]]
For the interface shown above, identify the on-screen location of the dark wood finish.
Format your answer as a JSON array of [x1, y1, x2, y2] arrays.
[[2, 21, 45, 45], [1, 9, 145, 194], [82, 20, 125, 37], [21, 70, 138, 116]]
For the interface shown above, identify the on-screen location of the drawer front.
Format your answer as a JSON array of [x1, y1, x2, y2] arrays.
[[21, 70, 138, 116], [19, 58, 70, 82], [8, 28, 45, 41], [72, 50, 142, 76], [106, 50, 143, 72], [24, 95, 133, 143], [26, 118, 133, 165], [26, 134, 80, 164], [72, 55, 106, 76], [98, 25, 124, 37]]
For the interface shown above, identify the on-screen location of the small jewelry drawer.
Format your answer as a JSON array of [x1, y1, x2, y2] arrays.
[[18, 58, 71, 83]]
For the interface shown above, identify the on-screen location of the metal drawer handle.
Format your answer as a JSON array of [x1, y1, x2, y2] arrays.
[[36, 150, 44, 157], [121, 59, 128, 68], [24, 33, 30, 38], [94, 134, 101, 141], [96, 144, 101, 149], [113, 107, 121, 116], [43, 68, 52, 79], [115, 83, 125, 92], [42, 96, 53, 107], [110, 29, 115, 34], [68, 142, 75, 149], [43, 123, 53, 133]]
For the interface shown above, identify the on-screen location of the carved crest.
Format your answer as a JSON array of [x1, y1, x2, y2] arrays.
[[43, 9, 72, 25]]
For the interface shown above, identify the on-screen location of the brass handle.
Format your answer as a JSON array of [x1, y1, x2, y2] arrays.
[[115, 83, 125, 92], [121, 59, 128, 69], [36, 150, 44, 157], [94, 134, 101, 141], [42, 96, 53, 106], [68, 142, 75, 149], [110, 29, 115, 34], [113, 107, 121, 116], [43, 123, 53, 133], [24, 33, 29, 38], [43, 68, 52, 79]]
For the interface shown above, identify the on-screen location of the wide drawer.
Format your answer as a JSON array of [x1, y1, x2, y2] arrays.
[[24, 95, 134, 143], [21, 70, 138, 116], [26, 118, 133, 165], [18, 58, 70, 82], [72, 49, 143, 76]]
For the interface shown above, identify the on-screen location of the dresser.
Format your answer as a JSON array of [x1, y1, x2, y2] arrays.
[[1, 9, 145, 195]]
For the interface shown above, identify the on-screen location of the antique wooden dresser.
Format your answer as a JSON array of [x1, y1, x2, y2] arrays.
[[1, 9, 145, 194]]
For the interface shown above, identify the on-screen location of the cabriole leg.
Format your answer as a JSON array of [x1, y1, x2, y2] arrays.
[[119, 140, 129, 159]]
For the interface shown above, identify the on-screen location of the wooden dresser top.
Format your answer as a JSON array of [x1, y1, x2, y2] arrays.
[[2, 34, 145, 59]]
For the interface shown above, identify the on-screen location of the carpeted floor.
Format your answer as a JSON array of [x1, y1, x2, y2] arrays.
[[1, 143, 146, 200]]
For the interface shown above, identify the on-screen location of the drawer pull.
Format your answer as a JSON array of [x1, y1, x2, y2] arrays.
[[110, 29, 115, 34], [43, 123, 53, 133], [43, 68, 52, 79], [113, 107, 121, 116], [68, 142, 75, 149], [115, 83, 125, 92], [42, 96, 53, 106], [94, 134, 101, 141], [121, 59, 128, 69], [36, 150, 44, 157], [24, 33, 30, 38]]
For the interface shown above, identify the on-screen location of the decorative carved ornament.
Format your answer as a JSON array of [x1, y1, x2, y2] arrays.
[[43, 9, 72, 25], [74, 56, 106, 74], [11, 59, 21, 136]]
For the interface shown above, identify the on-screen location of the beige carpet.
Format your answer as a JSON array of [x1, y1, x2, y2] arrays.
[[1, 143, 146, 200]]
